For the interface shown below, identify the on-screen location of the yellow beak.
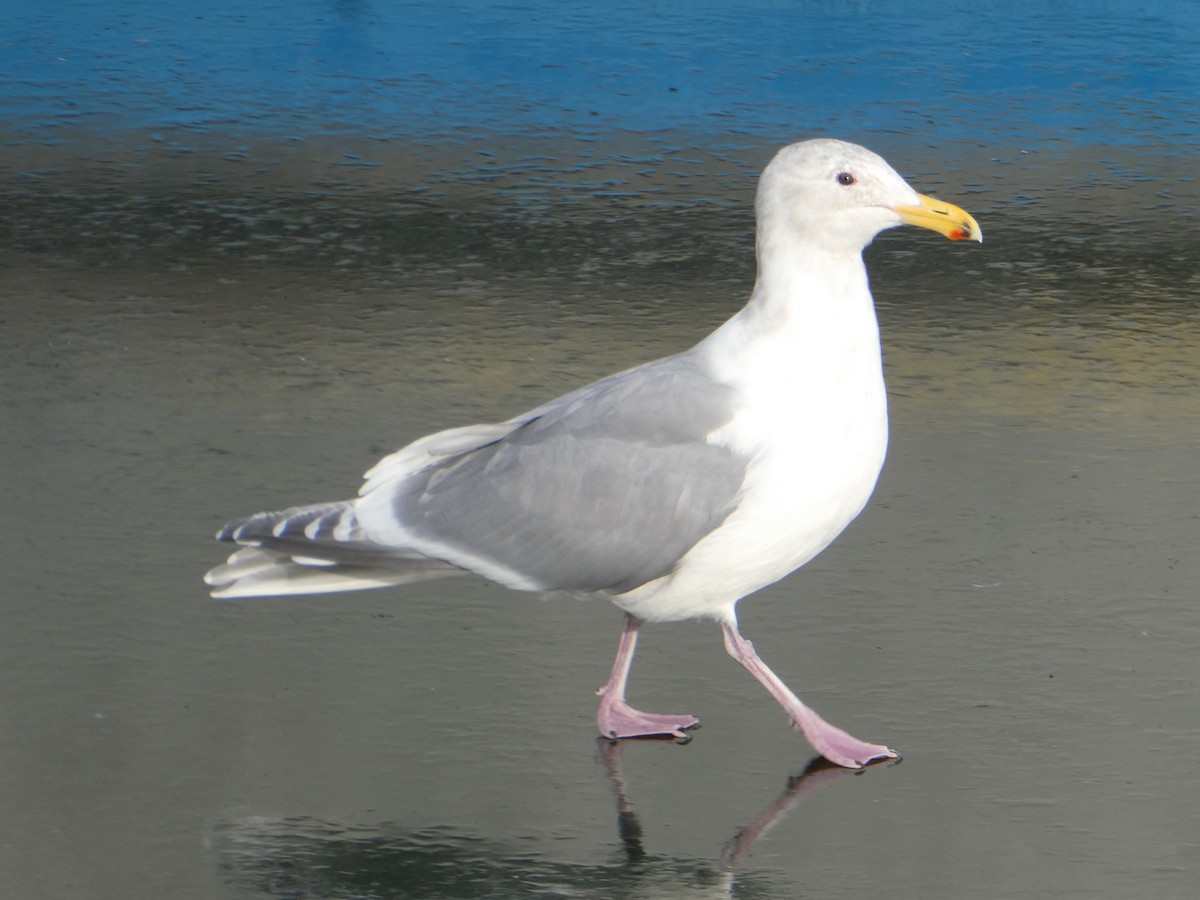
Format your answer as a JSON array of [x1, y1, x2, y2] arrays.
[[895, 193, 983, 243]]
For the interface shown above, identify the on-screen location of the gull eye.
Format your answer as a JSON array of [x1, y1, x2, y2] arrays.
[[836, 172, 856, 186]]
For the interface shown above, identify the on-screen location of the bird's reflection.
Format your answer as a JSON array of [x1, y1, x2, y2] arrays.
[[596, 739, 886, 874], [217, 746, 893, 898]]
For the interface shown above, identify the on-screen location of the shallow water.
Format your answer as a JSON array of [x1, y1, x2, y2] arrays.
[[4, 2, 1199, 899]]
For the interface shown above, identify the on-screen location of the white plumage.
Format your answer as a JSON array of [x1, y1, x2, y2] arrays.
[[206, 138, 981, 768]]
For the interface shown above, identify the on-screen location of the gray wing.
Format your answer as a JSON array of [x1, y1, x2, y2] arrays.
[[383, 351, 748, 594]]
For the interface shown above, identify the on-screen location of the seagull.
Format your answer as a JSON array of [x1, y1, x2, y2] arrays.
[[206, 138, 981, 769]]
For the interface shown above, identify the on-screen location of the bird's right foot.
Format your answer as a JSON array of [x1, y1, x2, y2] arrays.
[[596, 696, 700, 740]]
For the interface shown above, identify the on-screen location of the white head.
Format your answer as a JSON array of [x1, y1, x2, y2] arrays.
[[756, 138, 982, 255]]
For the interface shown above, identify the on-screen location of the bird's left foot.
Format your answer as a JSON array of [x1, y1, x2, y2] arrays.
[[793, 717, 898, 770], [596, 695, 700, 740]]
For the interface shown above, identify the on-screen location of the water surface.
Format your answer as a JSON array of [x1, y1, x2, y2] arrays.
[[2, 2, 1198, 898]]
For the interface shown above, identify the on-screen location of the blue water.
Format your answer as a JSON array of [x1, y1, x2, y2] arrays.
[[6, 0, 1199, 147]]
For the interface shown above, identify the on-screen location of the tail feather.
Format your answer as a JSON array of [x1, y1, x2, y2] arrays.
[[217, 501, 362, 544], [205, 500, 458, 599]]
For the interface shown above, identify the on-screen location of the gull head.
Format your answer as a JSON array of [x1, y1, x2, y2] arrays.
[[756, 138, 982, 254]]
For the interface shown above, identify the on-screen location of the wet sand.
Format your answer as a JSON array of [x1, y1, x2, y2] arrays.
[[3, 150, 1198, 897]]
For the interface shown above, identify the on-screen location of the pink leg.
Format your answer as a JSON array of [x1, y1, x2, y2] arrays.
[[721, 621, 898, 769], [596, 614, 701, 739]]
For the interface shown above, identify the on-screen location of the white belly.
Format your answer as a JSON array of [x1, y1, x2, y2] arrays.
[[615, 326, 888, 624]]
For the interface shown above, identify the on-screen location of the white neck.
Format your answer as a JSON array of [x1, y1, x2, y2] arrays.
[[695, 241, 881, 384]]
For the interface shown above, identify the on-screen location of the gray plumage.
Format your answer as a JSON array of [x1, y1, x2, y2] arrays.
[[208, 349, 746, 598]]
